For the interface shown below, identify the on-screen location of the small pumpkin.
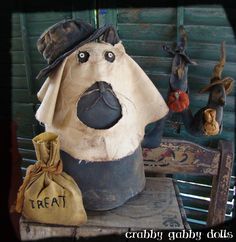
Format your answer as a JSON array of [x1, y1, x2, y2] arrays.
[[167, 90, 190, 112]]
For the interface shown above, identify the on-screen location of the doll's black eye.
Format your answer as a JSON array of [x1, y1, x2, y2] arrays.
[[78, 51, 89, 63], [104, 51, 115, 62]]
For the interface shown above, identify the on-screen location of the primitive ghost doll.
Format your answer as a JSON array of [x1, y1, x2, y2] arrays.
[[35, 19, 169, 210]]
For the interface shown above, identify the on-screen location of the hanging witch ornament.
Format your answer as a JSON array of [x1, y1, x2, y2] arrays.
[[164, 26, 234, 136], [181, 41, 234, 136], [163, 26, 197, 132]]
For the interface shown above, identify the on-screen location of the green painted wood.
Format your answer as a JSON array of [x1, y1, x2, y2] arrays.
[[175, 174, 235, 189], [185, 207, 208, 222], [129, 57, 235, 82], [28, 38, 46, 64], [12, 64, 27, 77], [18, 148, 36, 160], [12, 13, 20, 22], [10, 12, 21, 62], [11, 51, 25, 64], [122, 40, 175, 58], [147, 73, 171, 84], [184, 7, 235, 26], [29, 51, 46, 64], [176, 6, 184, 41], [12, 103, 37, 138], [11, 38, 23, 51], [177, 182, 211, 198], [17, 137, 34, 150], [12, 77, 28, 89], [31, 63, 48, 76], [185, 207, 233, 222], [185, 25, 236, 45], [188, 59, 236, 78], [187, 43, 236, 62], [25, 12, 72, 22], [22, 21, 60, 37], [181, 196, 233, 214], [176, 175, 212, 185], [118, 23, 176, 41], [123, 39, 236, 62], [12, 23, 21, 37], [25, 4, 96, 25], [12, 89, 32, 103], [29, 37, 41, 49], [12, 90, 38, 103], [20, 13, 34, 95], [21, 158, 36, 169], [132, 56, 172, 73], [117, 8, 177, 24]]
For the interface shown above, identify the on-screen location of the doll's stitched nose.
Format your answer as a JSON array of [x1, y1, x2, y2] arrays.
[[77, 81, 122, 129]]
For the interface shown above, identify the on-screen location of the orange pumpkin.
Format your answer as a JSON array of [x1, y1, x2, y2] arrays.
[[167, 90, 190, 112]]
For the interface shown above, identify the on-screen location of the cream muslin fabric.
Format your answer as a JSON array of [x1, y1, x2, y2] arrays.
[[36, 42, 169, 161]]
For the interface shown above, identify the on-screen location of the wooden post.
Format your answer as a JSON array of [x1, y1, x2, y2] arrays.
[[207, 140, 234, 226]]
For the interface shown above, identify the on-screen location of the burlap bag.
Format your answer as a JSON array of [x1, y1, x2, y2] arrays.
[[15, 132, 87, 226]]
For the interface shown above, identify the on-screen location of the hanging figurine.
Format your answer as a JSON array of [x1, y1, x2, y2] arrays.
[[181, 41, 234, 136], [163, 26, 197, 114], [164, 26, 234, 136]]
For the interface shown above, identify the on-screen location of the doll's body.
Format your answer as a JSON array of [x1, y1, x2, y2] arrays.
[[35, 20, 169, 210], [61, 147, 145, 210]]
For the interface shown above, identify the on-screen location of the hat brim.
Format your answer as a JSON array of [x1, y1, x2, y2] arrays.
[[36, 25, 112, 80], [199, 79, 228, 93]]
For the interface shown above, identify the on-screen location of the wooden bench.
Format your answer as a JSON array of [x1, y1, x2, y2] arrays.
[[20, 138, 234, 240]]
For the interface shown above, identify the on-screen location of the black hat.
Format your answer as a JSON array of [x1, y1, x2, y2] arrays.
[[36, 19, 119, 80]]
